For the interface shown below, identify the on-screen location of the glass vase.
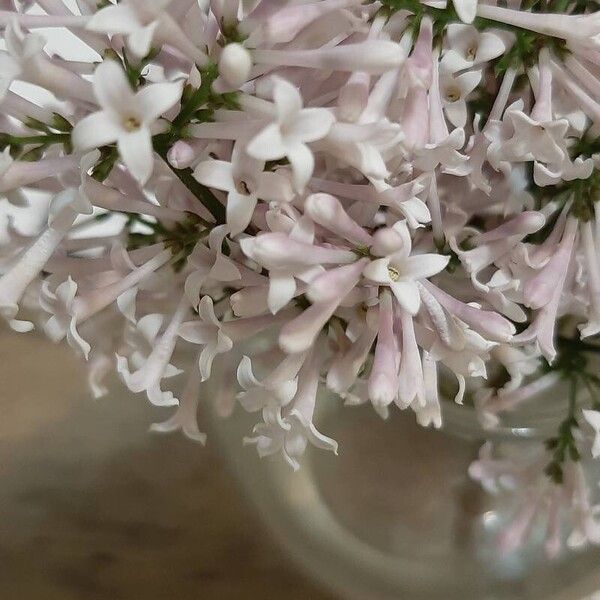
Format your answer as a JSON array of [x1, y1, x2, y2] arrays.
[[205, 342, 600, 600]]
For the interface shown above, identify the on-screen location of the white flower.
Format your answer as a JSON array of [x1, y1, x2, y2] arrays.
[[41, 276, 91, 359], [87, 0, 207, 63], [246, 77, 335, 192], [184, 225, 242, 307], [244, 350, 337, 471], [502, 104, 569, 166], [116, 301, 187, 407], [0, 189, 91, 332], [363, 222, 450, 315], [439, 70, 482, 128], [150, 365, 207, 444], [440, 24, 509, 73], [240, 218, 355, 315], [72, 59, 183, 185], [236, 352, 307, 416], [0, 19, 45, 99], [193, 143, 293, 235], [178, 296, 233, 381]]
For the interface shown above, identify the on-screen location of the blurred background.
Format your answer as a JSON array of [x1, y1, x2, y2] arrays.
[[0, 328, 334, 599]]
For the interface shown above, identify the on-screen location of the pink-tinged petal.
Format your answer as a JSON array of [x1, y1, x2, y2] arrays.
[[476, 211, 545, 244], [246, 123, 287, 160], [272, 76, 303, 124], [198, 295, 219, 326], [193, 159, 236, 192], [242, 232, 355, 269], [326, 317, 378, 394], [279, 299, 335, 354], [178, 322, 215, 344], [227, 190, 257, 235], [93, 59, 136, 116], [198, 344, 217, 381], [237, 355, 261, 390], [137, 80, 183, 123], [401, 254, 450, 280], [396, 310, 424, 408], [424, 281, 515, 342], [394, 198, 431, 228], [211, 254, 241, 282], [369, 292, 399, 408], [304, 193, 372, 246], [390, 280, 421, 315], [256, 171, 294, 202], [287, 108, 335, 143], [231, 286, 269, 317], [307, 259, 368, 304], [280, 261, 366, 353], [370, 227, 405, 257], [268, 270, 297, 314], [117, 127, 154, 185], [72, 111, 121, 151], [523, 218, 577, 310], [87, 3, 141, 33], [287, 142, 314, 192], [199, 333, 232, 380]]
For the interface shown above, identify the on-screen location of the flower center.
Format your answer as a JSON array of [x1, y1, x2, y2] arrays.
[[123, 116, 142, 131], [387, 266, 401, 281], [444, 86, 461, 103], [466, 45, 477, 60], [236, 179, 252, 195]]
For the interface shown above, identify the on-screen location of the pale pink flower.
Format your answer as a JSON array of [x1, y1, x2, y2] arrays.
[[246, 76, 335, 192], [72, 59, 183, 185]]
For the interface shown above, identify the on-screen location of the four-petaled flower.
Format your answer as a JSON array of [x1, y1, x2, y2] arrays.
[[246, 77, 335, 192], [72, 59, 183, 185], [363, 222, 450, 315]]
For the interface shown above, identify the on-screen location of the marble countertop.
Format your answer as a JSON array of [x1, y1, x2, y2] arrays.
[[0, 329, 333, 599]]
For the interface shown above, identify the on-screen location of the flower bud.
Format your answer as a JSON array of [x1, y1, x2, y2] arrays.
[[219, 43, 252, 88]]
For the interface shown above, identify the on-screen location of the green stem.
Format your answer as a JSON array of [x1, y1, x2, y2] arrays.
[[171, 64, 218, 130], [1, 133, 70, 146], [154, 142, 225, 224], [569, 374, 577, 420]]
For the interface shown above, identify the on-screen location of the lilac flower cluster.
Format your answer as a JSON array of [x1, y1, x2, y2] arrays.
[[2, 0, 600, 557]]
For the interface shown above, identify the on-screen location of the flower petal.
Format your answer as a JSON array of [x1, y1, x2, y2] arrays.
[[193, 159, 236, 192], [72, 111, 121, 151], [227, 190, 257, 236], [272, 76, 303, 124], [452, 0, 478, 23], [137, 81, 183, 123], [287, 108, 335, 144], [287, 142, 314, 192], [93, 59, 136, 116], [401, 254, 450, 280], [246, 123, 287, 161], [117, 127, 154, 185], [390, 280, 421, 315], [363, 257, 392, 284]]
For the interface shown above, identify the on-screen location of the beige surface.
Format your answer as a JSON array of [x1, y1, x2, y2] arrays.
[[0, 329, 334, 599]]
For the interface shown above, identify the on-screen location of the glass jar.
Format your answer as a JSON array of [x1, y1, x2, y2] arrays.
[[206, 345, 600, 600]]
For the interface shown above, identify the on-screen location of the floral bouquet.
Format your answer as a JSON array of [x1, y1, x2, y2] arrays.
[[2, 0, 600, 559]]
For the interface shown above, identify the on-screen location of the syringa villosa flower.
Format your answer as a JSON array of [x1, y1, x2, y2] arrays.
[[4, 0, 600, 561]]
